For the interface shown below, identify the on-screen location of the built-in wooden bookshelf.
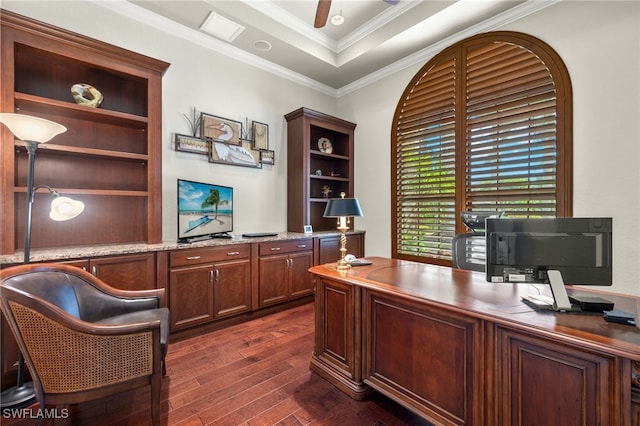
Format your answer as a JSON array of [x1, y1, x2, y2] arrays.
[[285, 107, 356, 233], [0, 10, 169, 254]]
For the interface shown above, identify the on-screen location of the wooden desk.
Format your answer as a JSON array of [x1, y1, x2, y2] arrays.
[[309, 257, 640, 426]]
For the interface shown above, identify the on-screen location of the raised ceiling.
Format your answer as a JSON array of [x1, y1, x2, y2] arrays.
[[117, 0, 553, 95]]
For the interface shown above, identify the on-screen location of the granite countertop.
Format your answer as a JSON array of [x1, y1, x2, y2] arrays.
[[0, 230, 363, 265]]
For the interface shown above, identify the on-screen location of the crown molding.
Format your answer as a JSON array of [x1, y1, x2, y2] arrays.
[[91, 0, 338, 97], [92, 0, 557, 99]]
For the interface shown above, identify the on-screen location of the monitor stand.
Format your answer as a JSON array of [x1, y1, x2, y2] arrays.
[[547, 270, 581, 312], [521, 270, 581, 312]]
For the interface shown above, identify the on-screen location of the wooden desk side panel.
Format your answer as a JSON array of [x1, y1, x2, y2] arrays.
[[495, 325, 622, 426], [363, 290, 484, 426]]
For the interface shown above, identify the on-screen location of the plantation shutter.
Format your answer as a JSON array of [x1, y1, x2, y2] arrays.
[[464, 41, 558, 217], [392, 32, 572, 265], [394, 56, 457, 262]]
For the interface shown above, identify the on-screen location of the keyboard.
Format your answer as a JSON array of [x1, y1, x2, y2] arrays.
[[242, 232, 278, 238]]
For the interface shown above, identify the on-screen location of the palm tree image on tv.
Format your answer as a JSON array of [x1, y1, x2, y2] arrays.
[[202, 188, 220, 219]]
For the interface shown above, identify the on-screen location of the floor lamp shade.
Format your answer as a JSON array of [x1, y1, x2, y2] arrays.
[[0, 113, 67, 143]]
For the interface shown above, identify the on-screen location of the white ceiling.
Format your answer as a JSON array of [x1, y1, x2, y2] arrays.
[[118, 0, 555, 95]]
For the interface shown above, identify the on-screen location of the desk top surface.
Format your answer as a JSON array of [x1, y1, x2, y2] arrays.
[[310, 257, 640, 359]]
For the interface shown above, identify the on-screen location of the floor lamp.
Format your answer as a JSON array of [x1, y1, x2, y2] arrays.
[[0, 113, 85, 409], [323, 192, 363, 271]]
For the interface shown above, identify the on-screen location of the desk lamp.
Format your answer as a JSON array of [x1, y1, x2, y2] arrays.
[[323, 192, 363, 271], [0, 113, 85, 409]]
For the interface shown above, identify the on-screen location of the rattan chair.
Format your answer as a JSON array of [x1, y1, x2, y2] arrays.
[[0, 263, 169, 425]]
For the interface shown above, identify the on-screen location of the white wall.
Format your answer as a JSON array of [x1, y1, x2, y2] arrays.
[[1, 0, 336, 239], [4, 1, 639, 295], [340, 1, 640, 295]]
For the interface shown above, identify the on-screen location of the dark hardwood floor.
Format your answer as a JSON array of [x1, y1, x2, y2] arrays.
[[3, 302, 431, 425]]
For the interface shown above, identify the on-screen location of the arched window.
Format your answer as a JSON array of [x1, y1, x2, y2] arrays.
[[392, 32, 572, 265]]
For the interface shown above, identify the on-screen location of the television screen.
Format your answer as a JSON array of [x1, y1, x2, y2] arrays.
[[177, 179, 233, 242]]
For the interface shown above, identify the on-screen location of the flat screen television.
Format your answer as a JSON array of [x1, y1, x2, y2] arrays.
[[485, 217, 613, 311], [177, 179, 233, 242]]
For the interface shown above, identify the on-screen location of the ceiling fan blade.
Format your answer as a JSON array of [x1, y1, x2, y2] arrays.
[[314, 0, 331, 28]]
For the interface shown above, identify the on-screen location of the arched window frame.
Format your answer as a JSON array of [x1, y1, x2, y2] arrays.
[[392, 31, 573, 266]]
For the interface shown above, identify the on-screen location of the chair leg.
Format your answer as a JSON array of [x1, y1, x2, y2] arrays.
[[162, 360, 167, 376], [151, 372, 161, 426]]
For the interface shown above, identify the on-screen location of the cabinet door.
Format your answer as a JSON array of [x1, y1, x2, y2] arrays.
[[1, 315, 22, 387], [169, 264, 215, 330], [289, 251, 313, 298], [90, 253, 156, 290], [317, 233, 364, 265], [258, 255, 289, 307], [495, 326, 619, 426], [213, 259, 251, 319]]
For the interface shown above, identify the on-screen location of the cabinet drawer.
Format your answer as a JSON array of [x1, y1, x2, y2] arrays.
[[259, 239, 313, 256], [170, 244, 250, 267]]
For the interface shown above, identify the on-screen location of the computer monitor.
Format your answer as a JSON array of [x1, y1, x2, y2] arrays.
[[485, 217, 613, 311]]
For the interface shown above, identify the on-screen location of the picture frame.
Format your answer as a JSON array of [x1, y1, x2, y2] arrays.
[[303, 225, 313, 234], [201, 113, 242, 145], [252, 121, 269, 149], [259, 149, 275, 165], [209, 140, 262, 168], [174, 133, 209, 155]]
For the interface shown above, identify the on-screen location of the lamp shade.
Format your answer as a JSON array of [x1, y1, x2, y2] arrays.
[[49, 196, 85, 221], [323, 197, 363, 218], [0, 113, 66, 143]]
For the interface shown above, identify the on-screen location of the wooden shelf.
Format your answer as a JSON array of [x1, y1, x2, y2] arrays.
[[15, 92, 149, 127], [1, 11, 169, 254], [286, 107, 356, 233], [15, 141, 149, 161]]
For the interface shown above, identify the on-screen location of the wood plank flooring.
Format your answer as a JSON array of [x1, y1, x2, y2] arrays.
[[2, 303, 431, 425]]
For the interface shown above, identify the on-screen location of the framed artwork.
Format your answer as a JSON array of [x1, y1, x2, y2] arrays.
[[209, 140, 261, 168], [303, 225, 313, 234], [252, 121, 269, 149], [201, 113, 242, 145], [260, 149, 275, 165], [174, 133, 208, 155]]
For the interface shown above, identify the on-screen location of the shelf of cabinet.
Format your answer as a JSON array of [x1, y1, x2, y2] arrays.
[[310, 175, 350, 182], [15, 141, 149, 162], [309, 149, 350, 161], [15, 92, 149, 127]]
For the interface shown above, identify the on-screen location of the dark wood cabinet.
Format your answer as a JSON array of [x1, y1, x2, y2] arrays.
[[0, 11, 168, 255], [494, 325, 621, 425], [256, 239, 313, 308], [315, 232, 365, 265], [58, 253, 157, 291], [285, 108, 356, 233], [168, 244, 251, 330]]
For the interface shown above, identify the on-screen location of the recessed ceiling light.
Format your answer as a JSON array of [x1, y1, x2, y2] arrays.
[[200, 11, 245, 42], [330, 14, 344, 26], [254, 40, 272, 52]]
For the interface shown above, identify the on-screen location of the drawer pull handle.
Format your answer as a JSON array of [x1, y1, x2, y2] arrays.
[[297, 244, 307, 248], [227, 251, 240, 256], [186, 256, 201, 260], [270, 247, 281, 251], [91, 266, 97, 276]]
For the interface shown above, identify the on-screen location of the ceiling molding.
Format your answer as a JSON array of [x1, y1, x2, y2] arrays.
[[337, 0, 560, 97], [92, 0, 558, 99], [91, 0, 339, 97]]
